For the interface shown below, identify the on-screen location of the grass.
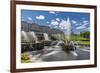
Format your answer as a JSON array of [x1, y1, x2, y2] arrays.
[[53, 35, 90, 46], [21, 53, 31, 63], [69, 35, 89, 41], [81, 41, 90, 46], [70, 35, 90, 46]]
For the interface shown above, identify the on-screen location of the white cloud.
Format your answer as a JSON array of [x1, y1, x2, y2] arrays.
[[50, 18, 72, 31], [82, 20, 89, 25], [72, 20, 89, 26], [59, 19, 67, 29], [83, 20, 88, 23], [75, 24, 79, 26], [51, 20, 59, 26], [59, 26, 64, 29], [56, 18, 60, 21], [59, 19, 71, 30], [76, 20, 89, 30], [49, 11, 56, 14], [76, 25, 86, 30], [72, 20, 77, 24], [36, 15, 45, 20], [28, 17, 32, 21], [76, 22, 82, 26], [47, 21, 49, 24]]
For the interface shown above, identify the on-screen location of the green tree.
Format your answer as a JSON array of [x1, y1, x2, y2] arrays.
[[80, 31, 90, 39]]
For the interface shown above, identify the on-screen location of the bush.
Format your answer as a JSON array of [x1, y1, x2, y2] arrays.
[[21, 53, 31, 63]]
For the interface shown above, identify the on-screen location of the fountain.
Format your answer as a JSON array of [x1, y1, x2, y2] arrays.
[[43, 33, 50, 41], [65, 17, 72, 41], [31, 32, 38, 42], [21, 31, 39, 43], [21, 31, 30, 42]]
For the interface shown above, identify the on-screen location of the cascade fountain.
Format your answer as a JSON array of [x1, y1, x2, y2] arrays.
[[21, 31, 30, 42], [43, 33, 50, 41], [31, 32, 38, 43]]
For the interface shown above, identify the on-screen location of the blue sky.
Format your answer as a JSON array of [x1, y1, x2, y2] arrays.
[[21, 9, 90, 34]]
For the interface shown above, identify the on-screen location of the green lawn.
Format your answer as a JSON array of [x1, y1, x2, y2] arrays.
[[70, 35, 90, 46], [80, 41, 90, 46], [64, 35, 90, 46], [70, 35, 89, 41]]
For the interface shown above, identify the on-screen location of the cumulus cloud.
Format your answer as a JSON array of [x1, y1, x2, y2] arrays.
[[76, 20, 89, 30], [36, 15, 45, 20], [50, 18, 72, 30], [72, 20, 77, 24], [59, 19, 67, 29], [28, 17, 32, 21], [82, 20, 89, 25], [47, 21, 49, 24], [51, 20, 59, 26], [83, 20, 88, 23], [75, 24, 79, 26], [76, 25, 86, 30], [59, 18, 71, 30], [56, 18, 60, 21], [54, 25, 58, 28], [72, 20, 89, 26]]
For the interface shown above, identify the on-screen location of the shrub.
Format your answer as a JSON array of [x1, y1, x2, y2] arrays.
[[21, 53, 31, 63]]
